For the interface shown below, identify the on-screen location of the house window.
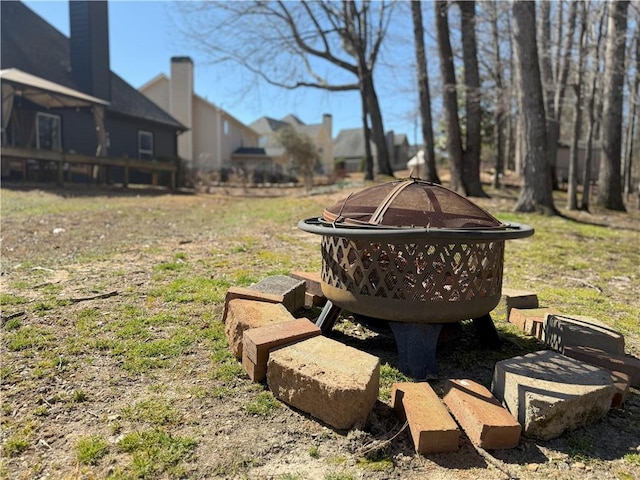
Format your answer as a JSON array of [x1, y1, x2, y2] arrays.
[[138, 130, 153, 159], [224, 120, 229, 136], [36, 112, 62, 151], [258, 136, 268, 147]]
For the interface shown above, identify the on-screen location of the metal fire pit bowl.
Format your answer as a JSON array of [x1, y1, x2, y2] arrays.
[[298, 179, 534, 378]]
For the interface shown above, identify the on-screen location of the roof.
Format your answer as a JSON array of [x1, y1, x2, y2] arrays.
[[1, 68, 109, 108], [249, 116, 291, 135], [333, 128, 371, 159], [0, 1, 185, 130]]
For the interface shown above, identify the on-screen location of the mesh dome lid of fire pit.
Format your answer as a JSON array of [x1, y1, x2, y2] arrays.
[[322, 179, 505, 230]]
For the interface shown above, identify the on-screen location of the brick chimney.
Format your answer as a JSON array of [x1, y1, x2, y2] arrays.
[[69, 1, 111, 100], [170, 56, 194, 166]]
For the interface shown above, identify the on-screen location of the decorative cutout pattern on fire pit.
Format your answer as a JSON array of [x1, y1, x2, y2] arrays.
[[321, 236, 504, 303]]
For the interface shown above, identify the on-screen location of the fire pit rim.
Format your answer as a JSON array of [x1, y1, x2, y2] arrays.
[[298, 217, 534, 241]]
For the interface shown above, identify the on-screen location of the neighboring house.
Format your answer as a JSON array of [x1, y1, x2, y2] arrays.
[[250, 114, 334, 176], [139, 57, 261, 175], [333, 128, 409, 173], [1, 1, 185, 186], [555, 141, 601, 184]]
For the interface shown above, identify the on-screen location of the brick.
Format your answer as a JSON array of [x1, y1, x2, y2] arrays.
[[224, 299, 295, 359], [492, 350, 614, 440], [508, 307, 557, 337], [502, 288, 539, 317], [543, 314, 625, 355], [443, 379, 521, 449], [391, 382, 459, 454], [304, 291, 326, 308], [267, 336, 379, 430], [610, 371, 631, 409], [562, 345, 640, 387], [248, 275, 306, 313], [290, 271, 324, 298], [242, 318, 321, 380], [222, 286, 284, 324], [242, 353, 267, 382]]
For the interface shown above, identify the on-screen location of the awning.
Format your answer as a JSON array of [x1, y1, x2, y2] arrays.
[[0, 68, 109, 109]]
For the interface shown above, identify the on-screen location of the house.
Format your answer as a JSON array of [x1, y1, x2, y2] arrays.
[[139, 57, 261, 178], [1, 1, 186, 187], [333, 128, 409, 173], [250, 114, 334, 176]]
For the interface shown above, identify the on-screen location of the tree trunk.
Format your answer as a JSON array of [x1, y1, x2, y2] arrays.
[[435, 0, 464, 193], [411, 0, 440, 183], [567, 3, 588, 211], [580, 2, 607, 211], [488, 1, 505, 189], [360, 81, 374, 181], [597, 0, 629, 211], [623, 22, 640, 198], [459, 1, 487, 197], [362, 72, 394, 177], [512, 0, 556, 214]]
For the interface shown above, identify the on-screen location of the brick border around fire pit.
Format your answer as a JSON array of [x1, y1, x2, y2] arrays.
[[221, 273, 637, 450]]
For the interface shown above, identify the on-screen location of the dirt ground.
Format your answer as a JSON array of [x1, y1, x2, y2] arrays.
[[1, 177, 639, 480]]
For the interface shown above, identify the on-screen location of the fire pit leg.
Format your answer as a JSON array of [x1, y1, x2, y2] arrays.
[[315, 301, 341, 334], [388, 322, 443, 380], [472, 313, 501, 348]]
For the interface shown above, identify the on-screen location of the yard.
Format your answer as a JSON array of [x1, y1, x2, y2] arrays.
[[1, 177, 639, 480]]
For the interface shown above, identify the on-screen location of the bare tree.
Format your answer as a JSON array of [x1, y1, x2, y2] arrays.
[[597, 0, 629, 211], [512, 1, 556, 214], [435, 0, 465, 193], [459, 0, 487, 197], [567, 2, 588, 210], [411, 0, 440, 183], [276, 127, 320, 193], [580, 2, 607, 211], [623, 21, 640, 199], [176, 1, 394, 179]]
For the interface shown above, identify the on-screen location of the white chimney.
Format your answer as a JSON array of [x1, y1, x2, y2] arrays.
[[170, 57, 194, 167]]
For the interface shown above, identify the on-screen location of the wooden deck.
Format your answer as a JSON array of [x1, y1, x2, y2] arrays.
[[1, 146, 179, 190]]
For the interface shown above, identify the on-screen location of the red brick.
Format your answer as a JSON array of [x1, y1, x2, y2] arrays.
[[243, 318, 321, 374], [391, 382, 459, 454], [304, 291, 326, 308], [610, 371, 631, 409], [443, 379, 521, 449], [508, 307, 557, 337], [290, 271, 324, 298], [224, 299, 294, 359], [562, 345, 640, 387], [242, 353, 267, 382], [502, 288, 539, 317]]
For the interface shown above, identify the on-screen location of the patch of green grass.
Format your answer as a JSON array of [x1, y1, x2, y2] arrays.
[[278, 474, 304, 480], [245, 391, 280, 416], [624, 453, 640, 465], [324, 472, 355, 480], [32, 405, 49, 417], [2, 434, 29, 457], [122, 398, 182, 426], [113, 331, 196, 373], [6, 326, 54, 351], [115, 428, 197, 479], [3, 318, 22, 331], [378, 363, 411, 403], [71, 390, 89, 403], [76, 435, 109, 465], [309, 446, 320, 458], [566, 431, 595, 459], [0, 293, 27, 306], [356, 456, 393, 471], [150, 276, 231, 304], [210, 359, 244, 382]]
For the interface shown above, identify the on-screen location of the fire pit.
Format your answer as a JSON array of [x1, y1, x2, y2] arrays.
[[298, 179, 534, 378]]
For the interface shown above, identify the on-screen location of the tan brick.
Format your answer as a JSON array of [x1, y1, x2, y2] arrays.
[[508, 307, 557, 337], [544, 314, 625, 355], [304, 291, 326, 308], [222, 286, 284, 324], [242, 353, 267, 382], [502, 288, 539, 317], [562, 345, 640, 387], [391, 382, 459, 454], [443, 379, 521, 449], [248, 275, 306, 313], [243, 318, 321, 367], [224, 299, 294, 359], [267, 336, 379, 430], [290, 271, 324, 297]]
